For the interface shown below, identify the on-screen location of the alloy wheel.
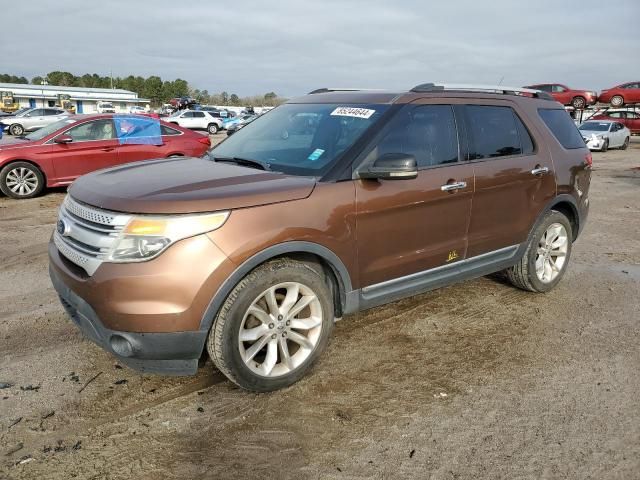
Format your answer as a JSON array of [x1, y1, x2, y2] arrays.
[[238, 282, 323, 377], [5, 167, 38, 196], [535, 223, 568, 283]]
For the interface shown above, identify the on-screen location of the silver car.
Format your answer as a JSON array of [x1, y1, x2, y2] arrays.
[[578, 120, 631, 152], [0, 107, 70, 136]]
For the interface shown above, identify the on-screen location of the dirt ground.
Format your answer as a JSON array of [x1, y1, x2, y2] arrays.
[[0, 135, 639, 480]]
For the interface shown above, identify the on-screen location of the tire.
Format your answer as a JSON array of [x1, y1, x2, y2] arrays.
[[0, 162, 45, 199], [9, 124, 24, 136], [504, 211, 573, 293], [207, 259, 334, 392], [207, 123, 218, 134], [621, 137, 630, 150], [571, 96, 586, 109], [610, 95, 624, 107], [601, 139, 609, 152]]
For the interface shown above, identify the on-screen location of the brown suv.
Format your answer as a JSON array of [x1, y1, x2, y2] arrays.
[[49, 84, 592, 391]]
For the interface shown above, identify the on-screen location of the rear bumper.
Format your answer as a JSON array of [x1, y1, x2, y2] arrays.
[[50, 265, 205, 375]]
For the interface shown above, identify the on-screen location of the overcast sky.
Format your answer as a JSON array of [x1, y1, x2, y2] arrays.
[[4, 0, 639, 97]]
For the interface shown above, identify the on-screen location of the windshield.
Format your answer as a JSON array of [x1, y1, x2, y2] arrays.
[[579, 122, 611, 132], [24, 118, 77, 141], [13, 107, 31, 116], [209, 103, 389, 176]]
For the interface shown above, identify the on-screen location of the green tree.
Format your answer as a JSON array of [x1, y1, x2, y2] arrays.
[[229, 94, 240, 105]]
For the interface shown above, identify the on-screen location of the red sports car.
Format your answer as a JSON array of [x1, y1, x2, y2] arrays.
[[524, 83, 598, 109], [0, 114, 211, 199], [599, 82, 640, 107]]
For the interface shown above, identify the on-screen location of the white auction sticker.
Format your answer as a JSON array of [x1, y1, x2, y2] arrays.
[[330, 107, 376, 119]]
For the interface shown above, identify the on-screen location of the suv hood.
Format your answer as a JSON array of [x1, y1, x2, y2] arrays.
[[69, 156, 317, 214]]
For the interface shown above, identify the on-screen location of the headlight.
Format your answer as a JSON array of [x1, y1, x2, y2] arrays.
[[107, 211, 229, 262]]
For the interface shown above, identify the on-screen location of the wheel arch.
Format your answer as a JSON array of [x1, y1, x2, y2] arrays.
[[541, 195, 580, 241], [0, 159, 48, 185], [198, 241, 354, 337]]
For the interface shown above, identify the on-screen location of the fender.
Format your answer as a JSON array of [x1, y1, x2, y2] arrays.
[[536, 194, 583, 240], [198, 241, 354, 335]]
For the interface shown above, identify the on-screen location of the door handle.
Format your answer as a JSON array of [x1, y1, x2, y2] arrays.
[[101, 147, 115, 152], [531, 166, 549, 176], [440, 181, 467, 192]]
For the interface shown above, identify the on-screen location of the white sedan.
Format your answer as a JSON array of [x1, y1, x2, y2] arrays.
[[165, 109, 223, 134], [578, 120, 630, 152]]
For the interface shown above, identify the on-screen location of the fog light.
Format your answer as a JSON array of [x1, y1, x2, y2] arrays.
[[110, 335, 134, 357]]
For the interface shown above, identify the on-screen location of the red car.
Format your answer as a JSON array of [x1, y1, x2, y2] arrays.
[[599, 82, 640, 107], [0, 114, 211, 199], [590, 110, 640, 134], [524, 83, 598, 109]]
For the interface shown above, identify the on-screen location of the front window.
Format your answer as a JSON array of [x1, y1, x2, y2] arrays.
[[24, 118, 77, 141], [209, 103, 389, 176], [65, 119, 116, 141], [579, 122, 611, 132]]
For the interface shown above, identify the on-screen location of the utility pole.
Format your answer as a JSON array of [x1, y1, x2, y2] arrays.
[[110, 70, 114, 89]]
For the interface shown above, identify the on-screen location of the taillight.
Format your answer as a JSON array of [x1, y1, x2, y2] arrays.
[[584, 152, 592, 168], [198, 136, 211, 146]]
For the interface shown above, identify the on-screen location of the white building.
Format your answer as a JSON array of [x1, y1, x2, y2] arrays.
[[0, 82, 150, 113]]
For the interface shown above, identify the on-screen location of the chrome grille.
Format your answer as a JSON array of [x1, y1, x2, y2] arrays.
[[53, 195, 131, 276]]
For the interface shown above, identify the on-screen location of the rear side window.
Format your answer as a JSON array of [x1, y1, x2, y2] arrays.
[[465, 105, 522, 159], [375, 105, 459, 168], [538, 108, 585, 149], [161, 124, 181, 135], [514, 113, 534, 155]]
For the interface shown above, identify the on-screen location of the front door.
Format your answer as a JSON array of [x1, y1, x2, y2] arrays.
[[462, 103, 556, 257], [50, 119, 119, 183], [355, 104, 474, 289]]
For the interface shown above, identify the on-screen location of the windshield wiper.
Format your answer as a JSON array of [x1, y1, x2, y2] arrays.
[[212, 156, 271, 171]]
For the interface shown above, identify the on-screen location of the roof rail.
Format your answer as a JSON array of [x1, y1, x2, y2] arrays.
[[308, 87, 375, 94], [410, 83, 555, 101]]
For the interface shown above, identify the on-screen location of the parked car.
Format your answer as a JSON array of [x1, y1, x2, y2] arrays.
[[226, 116, 258, 136], [222, 114, 257, 130], [524, 83, 598, 109], [589, 109, 640, 134], [0, 107, 69, 136], [0, 114, 211, 199], [599, 82, 640, 107], [97, 101, 116, 114], [578, 120, 630, 151], [129, 106, 147, 114], [49, 84, 591, 392], [165, 109, 223, 134]]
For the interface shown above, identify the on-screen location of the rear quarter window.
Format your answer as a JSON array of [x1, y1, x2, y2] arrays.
[[538, 108, 585, 149]]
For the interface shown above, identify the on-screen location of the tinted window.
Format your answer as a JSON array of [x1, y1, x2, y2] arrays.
[[466, 106, 521, 159], [539, 108, 586, 149], [193, 112, 205, 118], [552, 85, 566, 93], [533, 85, 552, 92], [28, 109, 44, 116], [161, 124, 181, 135], [181, 112, 194, 118], [66, 120, 115, 141], [514, 113, 535, 155], [374, 105, 458, 167]]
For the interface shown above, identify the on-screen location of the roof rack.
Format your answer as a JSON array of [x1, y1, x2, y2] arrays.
[[308, 87, 378, 94], [409, 83, 555, 101]]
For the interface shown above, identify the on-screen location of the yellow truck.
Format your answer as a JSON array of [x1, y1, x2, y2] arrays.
[[0, 91, 19, 113]]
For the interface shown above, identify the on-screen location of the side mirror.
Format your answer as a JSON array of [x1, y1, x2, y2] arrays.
[[54, 135, 73, 144], [358, 153, 418, 180]]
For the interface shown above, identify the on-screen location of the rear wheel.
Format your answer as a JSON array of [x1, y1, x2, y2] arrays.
[[505, 211, 572, 293], [621, 137, 630, 150], [571, 96, 586, 109], [610, 95, 624, 107], [0, 162, 45, 199], [207, 259, 334, 392], [207, 123, 218, 134], [9, 124, 24, 136]]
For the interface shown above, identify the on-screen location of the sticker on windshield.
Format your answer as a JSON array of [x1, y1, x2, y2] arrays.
[[308, 148, 325, 161], [330, 107, 376, 119]]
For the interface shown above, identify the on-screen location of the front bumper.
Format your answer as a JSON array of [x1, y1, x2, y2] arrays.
[[50, 265, 206, 375], [583, 135, 607, 151]]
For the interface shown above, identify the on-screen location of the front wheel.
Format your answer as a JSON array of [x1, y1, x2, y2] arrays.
[[610, 95, 624, 107], [207, 259, 334, 392], [504, 211, 573, 293], [207, 123, 218, 134], [0, 162, 45, 199], [9, 124, 24, 136], [571, 96, 586, 109]]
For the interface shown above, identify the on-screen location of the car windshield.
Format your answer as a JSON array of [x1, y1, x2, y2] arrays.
[[24, 118, 78, 141], [579, 122, 611, 132], [13, 107, 31, 116], [208, 103, 389, 176]]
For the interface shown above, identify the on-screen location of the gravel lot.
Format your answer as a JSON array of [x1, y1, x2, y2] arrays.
[[0, 135, 639, 479]]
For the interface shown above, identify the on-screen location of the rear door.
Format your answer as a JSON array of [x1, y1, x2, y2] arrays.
[[462, 103, 556, 257], [355, 102, 474, 288], [49, 119, 119, 183], [625, 111, 640, 133], [191, 111, 206, 128], [24, 109, 46, 130], [115, 116, 167, 164]]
